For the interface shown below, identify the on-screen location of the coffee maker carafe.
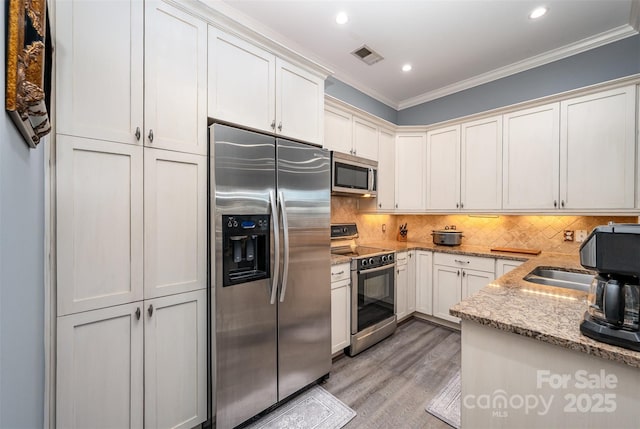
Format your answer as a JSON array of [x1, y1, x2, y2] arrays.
[[580, 224, 640, 351]]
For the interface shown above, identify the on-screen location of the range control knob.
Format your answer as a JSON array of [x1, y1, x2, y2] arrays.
[[361, 259, 368, 267], [388, 254, 394, 262], [381, 255, 388, 262], [368, 258, 375, 265]]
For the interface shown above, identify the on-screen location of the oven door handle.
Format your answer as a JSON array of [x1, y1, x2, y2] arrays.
[[278, 191, 290, 303], [269, 191, 280, 305], [358, 264, 395, 275]]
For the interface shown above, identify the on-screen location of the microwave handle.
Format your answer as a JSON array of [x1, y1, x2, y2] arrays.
[[368, 167, 374, 192]]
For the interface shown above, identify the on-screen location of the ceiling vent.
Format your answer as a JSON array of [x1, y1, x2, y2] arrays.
[[351, 45, 384, 65]]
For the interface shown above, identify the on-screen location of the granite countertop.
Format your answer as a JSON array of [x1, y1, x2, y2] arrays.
[[449, 253, 640, 368]]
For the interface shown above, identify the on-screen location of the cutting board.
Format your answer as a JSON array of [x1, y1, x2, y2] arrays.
[[490, 247, 541, 255]]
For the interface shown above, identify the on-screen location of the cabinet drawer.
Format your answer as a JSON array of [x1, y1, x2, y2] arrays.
[[331, 277, 350, 290], [396, 251, 408, 266], [331, 263, 350, 283], [433, 252, 495, 273]]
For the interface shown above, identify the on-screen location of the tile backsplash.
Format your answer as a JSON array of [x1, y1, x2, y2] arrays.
[[331, 196, 638, 253]]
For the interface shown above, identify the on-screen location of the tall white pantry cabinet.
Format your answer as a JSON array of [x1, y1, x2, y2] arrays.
[[55, 1, 207, 428]]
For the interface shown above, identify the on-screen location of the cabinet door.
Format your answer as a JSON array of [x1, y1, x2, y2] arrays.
[[352, 116, 379, 160], [145, 290, 207, 429], [395, 133, 426, 210], [145, 1, 207, 155], [144, 149, 207, 298], [276, 58, 324, 145], [396, 263, 408, 321], [208, 27, 275, 133], [407, 251, 416, 313], [462, 269, 495, 299], [426, 125, 460, 210], [461, 116, 502, 211], [331, 279, 351, 354], [415, 251, 433, 315], [503, 103, 560, 210], [432, 264, 461, 323], [57, 136, 143, 315], [560, 86, 636, 210], [57, 303, 144, 429], [377, 128, 396, 210], [55, 0, 143, 145], [495, 259, 524, 277], [324, 106, 352, 152]]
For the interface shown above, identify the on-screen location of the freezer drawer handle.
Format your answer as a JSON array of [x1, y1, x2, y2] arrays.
[[278, 191, 290, 302], [269, 191, 280, 305]]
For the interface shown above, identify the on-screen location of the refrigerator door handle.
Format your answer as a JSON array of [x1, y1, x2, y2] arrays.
[[278, 191, 290, 302], [269, 191, 280, 305]]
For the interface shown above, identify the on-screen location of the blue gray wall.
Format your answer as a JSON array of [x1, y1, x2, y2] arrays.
[[0, 0, 46, 426], [325, 34, 640, 126], [325, 76, 398, 124]]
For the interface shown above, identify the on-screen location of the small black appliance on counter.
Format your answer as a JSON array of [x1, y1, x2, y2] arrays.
[[579, 223, 640, 351]]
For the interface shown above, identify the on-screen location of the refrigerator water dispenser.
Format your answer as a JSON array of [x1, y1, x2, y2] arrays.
[[222, 215, 270, 286]]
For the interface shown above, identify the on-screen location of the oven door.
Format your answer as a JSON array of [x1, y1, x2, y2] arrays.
[[352, 264, 395, 333]]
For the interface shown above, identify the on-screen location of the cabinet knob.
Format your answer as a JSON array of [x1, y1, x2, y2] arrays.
[[270, 120, 276, 130], [148, 129, 154, 143], [462, 271, 466, 277], [553, 200, 557, 208], [278, 122, 282, 131], [456, 203, 459, 209], [135, 127, 141, 141], [460, 202, 464, 209], [148, 304, 154, 317], [561, 200, 565, 208], [457, 270, 460, 276], [135, 307, 141, 320], [378, 203, 382, 208], [395, 204, 398, 209]]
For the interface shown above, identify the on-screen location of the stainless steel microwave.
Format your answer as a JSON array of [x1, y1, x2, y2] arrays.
[[331, 151, 377, 197]]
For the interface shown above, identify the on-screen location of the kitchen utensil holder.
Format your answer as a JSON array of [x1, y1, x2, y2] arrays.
[[397, 230, 407, 242]]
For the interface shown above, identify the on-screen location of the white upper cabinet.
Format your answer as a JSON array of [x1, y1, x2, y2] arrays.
[[560, 85, 636, 210], [57, 136, 143, 316], [324, 106, 353, 153], [144, 149, 207, 299], [56, 0, 144, 144], [145, 1, 208, 155], [56, 0, 207, 154], [209, 27, 324, 145], [352, 117, 379, 160], [276, 58, 324, 145], [503, 103, 560, 210], [426, 125, 460, 210], [396, 133, 426, 210], [461, 116, 502, 211], [377, 128, 396, 210], [208, 28, 275, 133]]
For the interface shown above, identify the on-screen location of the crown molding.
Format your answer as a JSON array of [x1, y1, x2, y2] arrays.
[[398, 24, 638, 110]]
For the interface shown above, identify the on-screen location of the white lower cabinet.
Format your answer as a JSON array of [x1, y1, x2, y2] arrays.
[[57, 303, 144, 429], [495, 259, 524, 277], [331, 263, 351, 354], [407, 251, 417, 314], [414, 250, 433, 315], [433, 253, 495, 323], [57, 291, 207, 429], [144, 290, 207, 429], [396, 251, 409, 320]]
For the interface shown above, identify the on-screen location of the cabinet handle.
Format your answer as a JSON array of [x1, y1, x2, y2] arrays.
[[135, 127, 141, 141], [457, 270, 460, 276], [353, 149, 357, 155], [454, 259, 470, 264], [148, 304, 154, 317], [462, 271, 466, 277], [148, 129, 154, 143], [379, 203, 382, 208], [270, 120, 276, 130], [278, 122, 282, 131], [456, 203, 459, 209], [553, 200, 557, 208], [135, 307, 141, 320], [561, 200, 565, 208], [395, 204, 398, 209], [332, 270, 345, 276], [460, 202, 464, 209]]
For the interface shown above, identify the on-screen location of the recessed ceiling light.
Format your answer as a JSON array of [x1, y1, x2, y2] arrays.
[[402, 64, 412, 72], [336, 12, 348, 25], [529, 6, 548, 19]]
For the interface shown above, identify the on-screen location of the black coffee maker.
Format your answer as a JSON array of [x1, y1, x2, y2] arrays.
[[579, 223, 640, 351]]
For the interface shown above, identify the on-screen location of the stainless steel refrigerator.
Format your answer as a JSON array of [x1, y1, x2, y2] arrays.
[[210, 123, 331, 429]]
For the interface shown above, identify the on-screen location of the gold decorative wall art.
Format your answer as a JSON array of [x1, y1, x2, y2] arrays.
[[5, 0, 52, 148]]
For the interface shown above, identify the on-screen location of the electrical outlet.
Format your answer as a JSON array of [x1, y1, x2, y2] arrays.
[[575, 230, 588, 243], [564, 230, 574, 242], [382, 224, 386, 233]]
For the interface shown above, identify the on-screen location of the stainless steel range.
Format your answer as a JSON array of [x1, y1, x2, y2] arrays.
[[331, 224, 397, 356]]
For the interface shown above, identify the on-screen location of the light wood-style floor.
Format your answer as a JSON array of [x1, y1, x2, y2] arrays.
[[324, 318, 461, 429]]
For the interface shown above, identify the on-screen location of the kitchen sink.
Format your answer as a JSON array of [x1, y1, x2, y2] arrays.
[[523, 267, 593, 292]]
